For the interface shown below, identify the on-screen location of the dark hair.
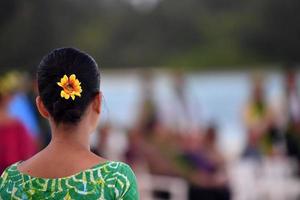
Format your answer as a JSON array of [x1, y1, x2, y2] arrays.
[[37, 47, 100, 124]]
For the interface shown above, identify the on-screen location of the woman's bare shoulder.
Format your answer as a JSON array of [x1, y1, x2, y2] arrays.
[[17, 150, 108, 179]]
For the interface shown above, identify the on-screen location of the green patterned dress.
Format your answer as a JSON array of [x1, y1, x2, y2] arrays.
[[0, 161, 139, 200]]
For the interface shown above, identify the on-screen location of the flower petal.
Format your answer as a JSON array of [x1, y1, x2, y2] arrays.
[[61, 75, 68, 85], [70, 74, 76, 82], [64, 93, 70, 99], [74, 92, 81, 97], [74, 79, 80, 86], [73, 85, 80, 92], [61, 90, 65, 98], [61, 90, 69, 99]]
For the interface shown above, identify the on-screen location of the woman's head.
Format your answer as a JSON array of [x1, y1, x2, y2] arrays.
[[36, 47, 101, 127]]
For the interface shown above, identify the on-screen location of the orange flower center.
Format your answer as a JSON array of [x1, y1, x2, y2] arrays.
[[65, 83, 74, 92]]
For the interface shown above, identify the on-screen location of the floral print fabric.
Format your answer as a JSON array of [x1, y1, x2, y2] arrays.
[[0, 161, 138, 200]]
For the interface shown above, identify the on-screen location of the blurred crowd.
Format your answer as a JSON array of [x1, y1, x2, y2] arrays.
[[1, 67, 300, 200]]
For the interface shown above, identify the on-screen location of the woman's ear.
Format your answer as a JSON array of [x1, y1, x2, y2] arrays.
[[92, 92, 102, 114], [36, 96, 50, 119]]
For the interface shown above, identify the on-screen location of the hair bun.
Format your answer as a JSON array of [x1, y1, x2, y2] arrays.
[[53, 101, 82, 123]]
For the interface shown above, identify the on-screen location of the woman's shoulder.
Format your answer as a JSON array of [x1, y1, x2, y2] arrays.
[[0, 162, 19, 187], [1, 162, 19, 175], [97, 161, 135, 177], [1, 161, 134, 178], [104, 161, 132, 169], [96, 161, 137, 188], [100, 161, 138, 199], [0, 161, 135, 187]]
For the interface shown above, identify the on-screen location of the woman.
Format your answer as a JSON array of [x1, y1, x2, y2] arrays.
[[0, 48, 139, 199], [0, 72, 37, 174]]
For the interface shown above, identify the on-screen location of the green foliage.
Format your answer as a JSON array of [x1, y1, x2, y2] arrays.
[[0, 0, 298, 70]]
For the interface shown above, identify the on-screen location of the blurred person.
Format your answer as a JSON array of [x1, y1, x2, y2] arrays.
[[242, 127, 263, 160], [126, 127, 153, 200], [142, 122, 181, 176], [284, 67, 300, 174], [126, 127, 146, 168], [243, 73, 281, 156], [134, 71, 181, 174], [184, 125, 230, 200], [140, 122, 191, 199], [0, 48, 138, 199], [8, 73, 40, 139], [0, 71, 36, 174], [135, 72, 177, 175], [285, 67, 300, 124]]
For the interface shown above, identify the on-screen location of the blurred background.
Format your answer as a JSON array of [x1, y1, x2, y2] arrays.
[[1, 0, 300, 199]]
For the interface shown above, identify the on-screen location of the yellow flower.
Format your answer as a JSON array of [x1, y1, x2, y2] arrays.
[[57, 74, 82, 100]]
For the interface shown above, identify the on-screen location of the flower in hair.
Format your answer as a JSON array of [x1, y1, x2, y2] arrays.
[[57, 74, 82, 100]]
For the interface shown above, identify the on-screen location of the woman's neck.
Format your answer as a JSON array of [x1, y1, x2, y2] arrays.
[[48, 123, 91, 152]]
